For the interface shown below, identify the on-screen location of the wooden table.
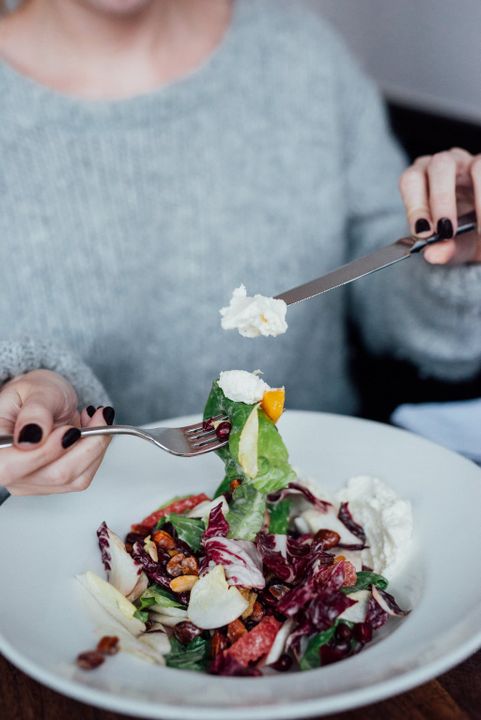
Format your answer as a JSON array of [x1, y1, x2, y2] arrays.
[[1, 649, 480, 720]]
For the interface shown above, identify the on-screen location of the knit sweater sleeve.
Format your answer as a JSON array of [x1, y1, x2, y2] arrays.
[[334, 37, 481, 381], [0, 338, 111, 409]]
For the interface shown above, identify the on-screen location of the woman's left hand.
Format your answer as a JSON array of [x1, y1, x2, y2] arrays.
[[399, 147, 481, 265]]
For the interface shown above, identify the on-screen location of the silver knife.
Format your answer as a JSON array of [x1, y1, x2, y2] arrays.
[[276, 210, 477, 306]]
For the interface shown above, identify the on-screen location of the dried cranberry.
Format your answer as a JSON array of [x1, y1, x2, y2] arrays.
[[320, 643, 349, 666], [313, 529, 341, 550], [96, 636, 119, 656], [335, 623, 352, 643], [215, 421, 231, 441], [76, 650, 105, 670], [174, 621, 202, 644], [353, 622, 373, 645], [270, 653, 293, 672]]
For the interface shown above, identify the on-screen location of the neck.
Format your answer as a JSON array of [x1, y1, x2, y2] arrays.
[[0, 0, 232, 99]]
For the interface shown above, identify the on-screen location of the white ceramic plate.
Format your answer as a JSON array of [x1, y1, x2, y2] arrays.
[[1, 411, 481, 719]]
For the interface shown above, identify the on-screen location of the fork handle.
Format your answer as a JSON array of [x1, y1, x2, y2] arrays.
[[0, 424, 149, 450]]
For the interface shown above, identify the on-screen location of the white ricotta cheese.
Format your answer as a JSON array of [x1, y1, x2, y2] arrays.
[[220, 285, 288, 338], [218, 369, 270, 404], [336, 475, 413, 580]]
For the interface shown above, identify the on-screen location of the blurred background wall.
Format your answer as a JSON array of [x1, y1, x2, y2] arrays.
[[310, 0, 481, 160], [307, 0, 481, 418]]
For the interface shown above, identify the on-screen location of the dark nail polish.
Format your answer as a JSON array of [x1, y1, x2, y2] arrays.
[[86, 405, 95, 418], [415, 218, 430, 234], [437, 217, 454, 239], [18, 423, 43, 444], [62, 427, 81, 449], [103, 406, 115, 426], [96, 406, 103, 410]]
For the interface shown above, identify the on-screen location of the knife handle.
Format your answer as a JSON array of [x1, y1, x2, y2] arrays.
[[410, 210, 477, 253]]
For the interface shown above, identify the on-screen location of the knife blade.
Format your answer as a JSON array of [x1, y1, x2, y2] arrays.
[[275, 210, 477, 307]]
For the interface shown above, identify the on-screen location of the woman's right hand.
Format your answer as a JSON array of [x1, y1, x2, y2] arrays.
[[0, 369, 113, 496]]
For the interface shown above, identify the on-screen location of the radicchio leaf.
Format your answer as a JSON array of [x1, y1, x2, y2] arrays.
[[203, 537, 265, 589], [371, 586, 409, 617], [268, 482, 332, 513], [256, 532, 311, 584], [97, 521, 111, 571], [337, 502, 367, 549], [131, 541, 171, 589], [365, 594, 389, 630], [203, 501, 229, 541]]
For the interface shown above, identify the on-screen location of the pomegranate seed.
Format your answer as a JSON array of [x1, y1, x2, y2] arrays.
[[215, 421, 231, 441], [173, 621, 202, 645], [353, 622, 373, 645], [76, 650, 105, 670]]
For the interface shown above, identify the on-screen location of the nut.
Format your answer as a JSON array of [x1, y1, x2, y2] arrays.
[[166, 552, 186, 577], [240, 590, 258, 619], [169, 575, 199, 593], [227, 618, 247, 643], [152, 529, 176, 550]]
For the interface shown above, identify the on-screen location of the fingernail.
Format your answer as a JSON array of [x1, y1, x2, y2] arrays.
[[62, 427, 81, 449], [86, 405, 95, 418], [415, 218, 430, 234], [18, 423, 43, 444], [437, 217, 454, 239], [96, 406, 103, 410], [103, 406, 115, 426]]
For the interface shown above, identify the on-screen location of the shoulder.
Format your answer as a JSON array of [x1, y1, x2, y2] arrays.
[[237, 0, 363, 74]]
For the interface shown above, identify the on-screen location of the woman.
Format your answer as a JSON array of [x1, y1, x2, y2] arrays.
[[0, 0, 480, 496]]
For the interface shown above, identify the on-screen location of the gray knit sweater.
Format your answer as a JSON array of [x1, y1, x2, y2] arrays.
[[1, 0, 481, 426]]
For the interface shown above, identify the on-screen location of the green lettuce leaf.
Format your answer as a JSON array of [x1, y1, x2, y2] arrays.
[[165, 636, 209, 672], [299, 626, 337, 670], [203, 380, 295, 496], [137, 584, 185, 610], [342, 571, 389, 594], [268, 498, 292, 534], [155, 514, 205, 552], [227, 484, 266, 541], [248, 411, 296, 493]]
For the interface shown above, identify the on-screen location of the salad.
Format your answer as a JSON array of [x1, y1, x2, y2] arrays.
[[77, 370, 410, 676]]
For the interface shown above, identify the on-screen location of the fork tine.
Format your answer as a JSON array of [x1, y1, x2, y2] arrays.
[[189, 437, 226, 454]]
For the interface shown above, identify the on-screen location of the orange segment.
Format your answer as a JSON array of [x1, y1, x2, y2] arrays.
[[261, 388, 285, 423]]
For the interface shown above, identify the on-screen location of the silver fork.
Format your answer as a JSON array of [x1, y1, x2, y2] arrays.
[[0, 415, 229, 457]]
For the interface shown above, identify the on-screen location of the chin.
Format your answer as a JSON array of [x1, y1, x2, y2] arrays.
[[79, 0, 156, 16]]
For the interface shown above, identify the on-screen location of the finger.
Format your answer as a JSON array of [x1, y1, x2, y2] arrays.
[[426, 152, 458, 240], [80, 405, 97, 426], [0, 383, 22, 434], [9, 452, 104, 495], [470, 156, 481, 235], [0, 424, 81, 486], [399, 156, 433, 235], [14, 390, 56, 449], [81, 405, 115, 428], [19, 433, 110, 491]]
